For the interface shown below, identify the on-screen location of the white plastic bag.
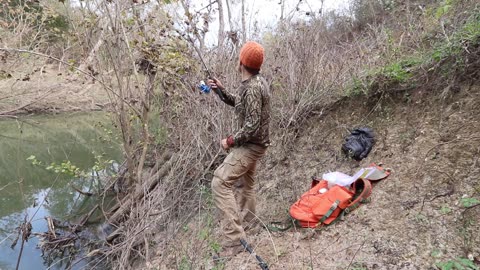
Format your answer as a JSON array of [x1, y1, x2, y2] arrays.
[[322, 172, 353, 187], [322, 166, 381, 188]]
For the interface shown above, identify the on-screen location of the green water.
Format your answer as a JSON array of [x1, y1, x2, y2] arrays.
[[0, 112, 122, 270]]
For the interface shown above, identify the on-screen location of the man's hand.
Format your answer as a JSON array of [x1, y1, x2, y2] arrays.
[[207, 78, 224, 90], [220, 139, 230, 150]]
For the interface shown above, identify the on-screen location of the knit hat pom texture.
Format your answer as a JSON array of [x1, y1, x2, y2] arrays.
[[239, 41, 264, 70]]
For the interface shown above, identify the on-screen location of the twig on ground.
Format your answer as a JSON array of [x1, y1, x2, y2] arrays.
[[346, 240, 366, 270], [464, 203, 480, 211]]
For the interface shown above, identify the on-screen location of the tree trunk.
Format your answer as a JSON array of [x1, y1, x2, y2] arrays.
[[217, 0, 225, 48], [78, 21, 106, 72], [225, 0, 233, 32], [241, 0, 246, 43]]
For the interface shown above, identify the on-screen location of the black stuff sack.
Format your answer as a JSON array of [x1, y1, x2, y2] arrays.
[[342, 127, 375, 161]]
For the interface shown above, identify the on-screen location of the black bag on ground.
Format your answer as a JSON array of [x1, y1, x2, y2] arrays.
[[342, 127, 375, 161]]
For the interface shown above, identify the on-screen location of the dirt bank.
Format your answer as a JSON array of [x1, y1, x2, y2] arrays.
[[152, 82, 480, 269], [245, 83, 480, 269], [0, 64, 110, 115]]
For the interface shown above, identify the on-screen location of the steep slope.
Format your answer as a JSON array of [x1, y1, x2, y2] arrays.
[[230, 83, 480, 269], [147, 82, 480, 270]]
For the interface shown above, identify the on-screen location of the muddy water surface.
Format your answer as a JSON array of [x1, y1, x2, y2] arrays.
[[0, 113, 121, 270]]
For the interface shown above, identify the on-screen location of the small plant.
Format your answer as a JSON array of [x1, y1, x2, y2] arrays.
[[431, 249, 443, 258], [199, 184, 215, 208], [178, 255, 191, 270], [430, 10, 480, 64], [198, 228, 209, 241], [436, 257, 479, 270], [378, 61, 413, 84], [460, 197, 480, 208], [440, 205, 452, 214], [345, 55, 422, 97], [209, 239, 221, 253], [28, 155, 84, 177], [45, 160, 83, 177], [435, 0, 454, 19], [350, 262, 368, 270], [210, 262, 225, 270], [26, 155, 42, 166], [27, 154, 116, 178], [415, 213, 428, 224], [92, 153, 116, 174], [346, 76, 369, 96]]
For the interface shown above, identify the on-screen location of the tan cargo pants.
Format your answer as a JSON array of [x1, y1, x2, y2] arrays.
[[211, 143, 267, 245]]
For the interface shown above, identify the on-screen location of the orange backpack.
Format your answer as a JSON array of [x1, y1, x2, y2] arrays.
[[289, 164, 389, 228]]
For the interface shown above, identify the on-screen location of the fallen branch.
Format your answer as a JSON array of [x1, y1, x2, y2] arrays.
[[46, 216, 57, 239], [106, 227, 123, 243], [12, 217, 32, 270], [78, 205, 99, 227], [71, 185, 94, 196], [56, 205, 100, 235], [108, 153, 175, 224]]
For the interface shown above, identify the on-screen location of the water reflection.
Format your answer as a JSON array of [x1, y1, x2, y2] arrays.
[[0, 113, 121, 270]]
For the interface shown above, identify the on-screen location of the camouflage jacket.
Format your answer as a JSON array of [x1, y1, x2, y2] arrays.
[[217, 74, 271, 147]]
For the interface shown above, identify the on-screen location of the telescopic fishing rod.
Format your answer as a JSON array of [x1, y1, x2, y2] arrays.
[[240, 239, 269, 270], [182, 34, 227, 102], [184, 35, 229, 103]]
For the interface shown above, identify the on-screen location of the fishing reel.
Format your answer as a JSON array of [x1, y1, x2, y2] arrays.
[[198, 80, 211, 94]]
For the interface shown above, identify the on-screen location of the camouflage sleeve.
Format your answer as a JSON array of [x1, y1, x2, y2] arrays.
[[215, 87, 236, 107], [232, 86, 262, 146]]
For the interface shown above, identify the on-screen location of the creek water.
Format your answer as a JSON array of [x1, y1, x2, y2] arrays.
[[0, 112, 122, 270]]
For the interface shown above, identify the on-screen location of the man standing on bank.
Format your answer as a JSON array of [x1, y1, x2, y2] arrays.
[[207, 41, 270, 258]]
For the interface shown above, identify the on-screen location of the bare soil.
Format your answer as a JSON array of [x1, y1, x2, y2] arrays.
[[244, 83, 480, 270], [153, 83, 480, 270], [0, 64, 109, 115]]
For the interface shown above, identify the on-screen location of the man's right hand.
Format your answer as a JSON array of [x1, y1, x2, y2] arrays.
[[207, 78, 224, 91]]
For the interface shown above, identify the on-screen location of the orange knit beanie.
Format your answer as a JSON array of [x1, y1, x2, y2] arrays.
[[239, 41, 264, 70]]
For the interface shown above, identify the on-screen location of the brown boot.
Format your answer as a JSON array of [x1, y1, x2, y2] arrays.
[[244, 221, 263, 236], [212, 242, 246, 263]]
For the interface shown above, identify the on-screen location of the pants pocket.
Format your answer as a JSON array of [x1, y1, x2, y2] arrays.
[[214, 151, 249, 184]]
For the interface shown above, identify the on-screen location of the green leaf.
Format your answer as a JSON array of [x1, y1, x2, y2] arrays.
[[457, 258, 479, 270], [440, 205, 452, 214], [437, 258, 479, 270], [26, 155, 36, 160], [452, 261, 466, 269], [460, 197, 480, 208], [431, 249, 442, 258]]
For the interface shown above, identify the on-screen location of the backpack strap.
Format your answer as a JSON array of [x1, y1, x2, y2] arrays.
[[266, 213, 300, 232], [345, 178, 372, 214], [266, 221, 293, 232], [319, 200, 341, 224]]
